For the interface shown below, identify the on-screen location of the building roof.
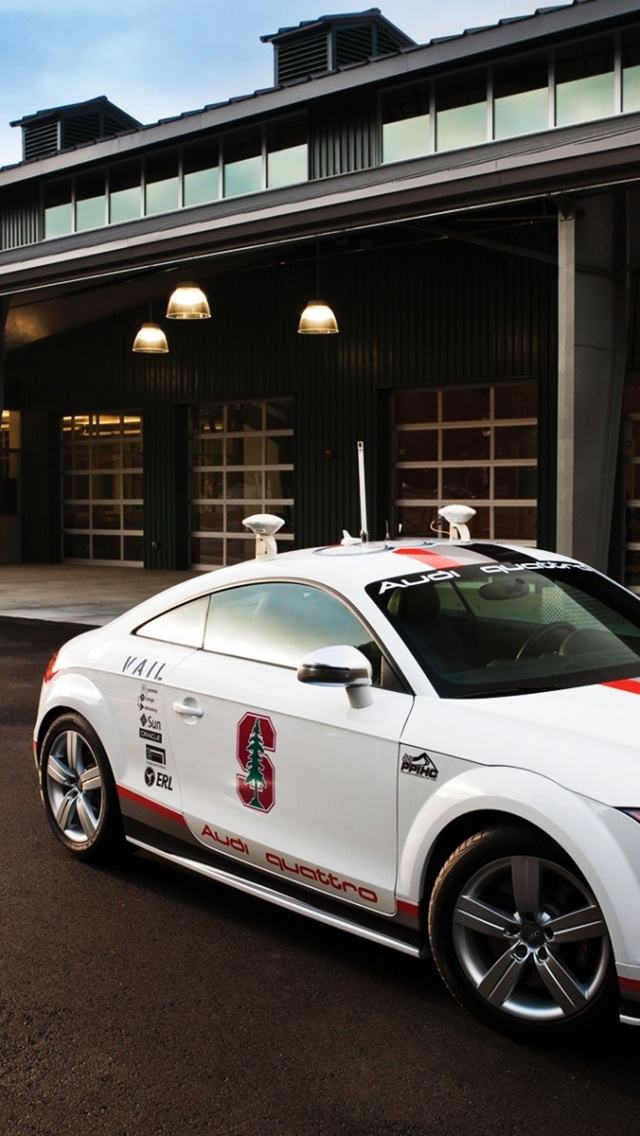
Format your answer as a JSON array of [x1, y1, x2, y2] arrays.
[[0, 0, 631, 182], [260, 8, 415, 48], [10, 96, 141, 131]]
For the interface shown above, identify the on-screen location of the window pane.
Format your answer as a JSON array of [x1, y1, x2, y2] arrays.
[[191, 536, 224, 566], [266, 471, 294, 500], [397, 468, 438, 498], [494, 55, 549, 139], [494, 382, 537, 418], [267, 120, 307, 187], [123, 536, 143, 562], [494, 425, 537, 459], [494, 466, 537, 499], [75, 171, 106, 231], [184, 164, 219, 206], [556, 38, 614, 126], [109, 162, 141, 223], [265, 435, 294, 465], [44, 183, 72, 239], [137, 596, 209, 647], [203, 582, 374, 669], [437, 70, 487, 151], [93, 504, 120, 529], [381, 86, 430, 163], [395, 430, 438, 462], [265, 400, 294, 430], [267, 143, 308, 187], [145, 152, 179, 215], [224, 130, 262, 197], [93, 535, 121, 560], [623, 32, 640, 113], [395, 389, 438, 424], [184, 142, 219, 206], [442, 387, 490, 421]]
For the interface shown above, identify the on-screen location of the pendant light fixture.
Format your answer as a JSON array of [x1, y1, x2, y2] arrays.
[[298, 243, 338, 334], [166, 281, 211, 319], [132, 303, 169, 354]]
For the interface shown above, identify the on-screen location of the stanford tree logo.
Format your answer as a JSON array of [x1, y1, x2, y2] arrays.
[[236, 712, 276, 812]]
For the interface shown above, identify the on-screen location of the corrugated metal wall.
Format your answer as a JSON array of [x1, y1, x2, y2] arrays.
[[0, 189, 41, 250], [8, 225, 557, 565]]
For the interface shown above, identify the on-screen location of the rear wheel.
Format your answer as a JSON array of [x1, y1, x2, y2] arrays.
[[40, 713, 126, 863], [428, 825, 617, 1040]]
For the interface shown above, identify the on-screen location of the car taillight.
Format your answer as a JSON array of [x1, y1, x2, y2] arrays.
[[42, 652, 59, 684]]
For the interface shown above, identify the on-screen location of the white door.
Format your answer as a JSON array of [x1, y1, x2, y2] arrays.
[[161, 581, 413, 915]]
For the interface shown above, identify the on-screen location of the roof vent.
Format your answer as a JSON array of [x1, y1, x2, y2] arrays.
[[261, 8, 415, 86], [11, 96, 141, 162]]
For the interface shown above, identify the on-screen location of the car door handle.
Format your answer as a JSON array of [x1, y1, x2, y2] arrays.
[[172, 699, 204, 718]]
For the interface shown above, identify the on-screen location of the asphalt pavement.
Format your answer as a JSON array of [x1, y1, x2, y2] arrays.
[[2, 614, 640, 1134]]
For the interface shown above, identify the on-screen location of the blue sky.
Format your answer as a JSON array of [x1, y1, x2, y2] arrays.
[[0, 0, 568, 168]]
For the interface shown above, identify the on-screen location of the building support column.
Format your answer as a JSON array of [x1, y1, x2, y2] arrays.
[[556, 192, 628, 570], [0, 296, 8, 415]]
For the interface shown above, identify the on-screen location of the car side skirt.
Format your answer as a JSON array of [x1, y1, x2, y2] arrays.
[[123, 810, 424, 958]]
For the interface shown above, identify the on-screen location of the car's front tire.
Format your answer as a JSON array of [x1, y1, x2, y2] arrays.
[[40, 713, 126, 863], [428, 824, 618, 1040]]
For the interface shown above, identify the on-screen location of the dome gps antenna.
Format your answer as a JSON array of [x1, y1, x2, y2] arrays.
[[243, 513, 284, 559], [438, 504, 476, 541]]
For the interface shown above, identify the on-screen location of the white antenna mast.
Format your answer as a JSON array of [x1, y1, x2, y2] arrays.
[[357, 441, 369, 542]]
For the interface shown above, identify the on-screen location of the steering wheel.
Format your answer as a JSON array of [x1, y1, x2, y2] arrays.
[[516, 621, 575, 659]]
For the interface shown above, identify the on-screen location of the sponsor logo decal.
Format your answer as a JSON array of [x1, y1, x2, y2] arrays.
[[236, 712, 276, 812], [138, 685, 163, 743], [378, 569, 461, 594], [401, 751, 438, 780], [122, 656, 167, 681], [144, 767, 173, 791], [264, 852, 378, 904], [201, 825, 250, 855], [145, 745, 166, 766], [139, 728, 162, 742], [138, 684, 158, 711], [477, 561, 588, 574]]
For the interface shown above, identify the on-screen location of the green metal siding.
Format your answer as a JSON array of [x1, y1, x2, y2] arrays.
[[309, 92, 378, 178]]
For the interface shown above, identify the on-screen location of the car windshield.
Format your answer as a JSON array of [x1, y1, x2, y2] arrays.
[[367, 558, 640, 698]]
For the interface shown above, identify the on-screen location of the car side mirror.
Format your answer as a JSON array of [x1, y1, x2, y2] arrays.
[[297, 645, 373, 709]]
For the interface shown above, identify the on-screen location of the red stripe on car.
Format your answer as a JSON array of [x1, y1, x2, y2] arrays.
[[392, 548, 462, 569], [117, 784, 187, 826], [619, 976, 640, 998], [397, 899, 420, 920], [603, 678, 640, 695]]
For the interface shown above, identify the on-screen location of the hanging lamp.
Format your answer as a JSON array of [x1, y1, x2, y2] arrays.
[[298, 243, 338, 334], [166, 281, 211, 319], [132, 303, 169, 354]]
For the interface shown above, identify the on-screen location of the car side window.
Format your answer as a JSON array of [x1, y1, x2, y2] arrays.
[[135, 595, 209, 647], [203, 581, 383, 680]]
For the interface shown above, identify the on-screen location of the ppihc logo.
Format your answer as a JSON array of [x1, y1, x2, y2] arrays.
[[400, 751, 438, 780]]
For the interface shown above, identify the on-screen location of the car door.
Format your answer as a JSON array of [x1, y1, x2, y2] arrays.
[[161, 581, 413, 915]]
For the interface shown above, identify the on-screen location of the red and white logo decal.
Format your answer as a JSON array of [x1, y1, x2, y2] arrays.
[[236, 712, 276, 812]]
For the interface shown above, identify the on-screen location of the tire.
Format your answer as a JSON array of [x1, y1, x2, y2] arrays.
[[428, 824, 618, 1040], [39, 712, 126, 864]]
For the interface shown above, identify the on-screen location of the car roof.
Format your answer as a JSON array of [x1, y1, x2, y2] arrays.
[[106, 539, 581, 632]]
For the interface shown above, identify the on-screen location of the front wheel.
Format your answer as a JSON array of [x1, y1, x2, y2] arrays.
[[428, 825, 618, 1040], [39, 712, 126, 863]]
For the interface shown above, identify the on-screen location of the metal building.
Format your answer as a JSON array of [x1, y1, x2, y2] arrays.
[[1, 1, 639, 587]]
